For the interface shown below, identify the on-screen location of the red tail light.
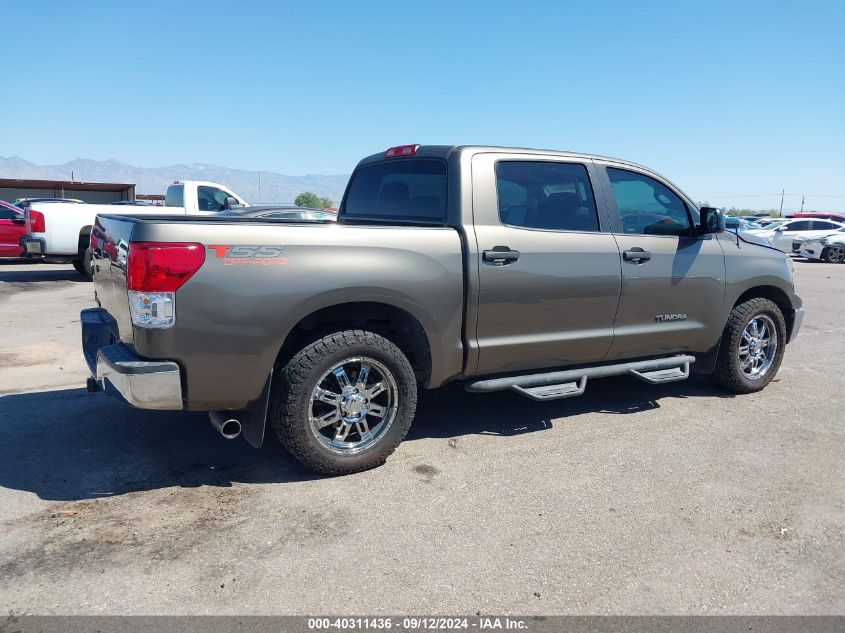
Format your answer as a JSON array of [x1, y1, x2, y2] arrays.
[[384, 144, 419, 158], [29, 210, 46, 233], [127, 242, 205, 292]]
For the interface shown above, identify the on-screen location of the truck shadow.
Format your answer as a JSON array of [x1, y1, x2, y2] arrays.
[[409, 374, 736, 440], [0, 388, 318, 502], [0, 376, 735, 501], [0, 265, 89, 283]]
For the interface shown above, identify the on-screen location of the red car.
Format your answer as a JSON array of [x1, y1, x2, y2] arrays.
[[0, 200, 26, 257], [786, 212, 845, 222]]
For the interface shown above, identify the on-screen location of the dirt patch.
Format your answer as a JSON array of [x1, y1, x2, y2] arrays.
[[0, 351, 53, 368], [0, 483, 350, 582], [413, 464, 440, 480]]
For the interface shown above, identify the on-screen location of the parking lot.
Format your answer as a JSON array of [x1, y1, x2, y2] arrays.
[[0, 259, 842, 615]]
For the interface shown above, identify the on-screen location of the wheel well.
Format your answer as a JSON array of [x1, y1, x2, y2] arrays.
[[734, 285, 795, 337], [276, 302, 432, 385], [77, 226, 92, 256]]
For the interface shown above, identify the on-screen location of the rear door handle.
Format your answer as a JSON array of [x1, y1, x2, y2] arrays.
[[483, 247, 520, 264], [623, 248, 651, 263]]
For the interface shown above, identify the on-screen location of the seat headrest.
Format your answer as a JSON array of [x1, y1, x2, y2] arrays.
[[377, 182, 410, 211]]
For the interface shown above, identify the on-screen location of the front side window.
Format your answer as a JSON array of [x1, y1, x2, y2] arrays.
[[197, 186, 231, 212], [608, 168, 691, 236], [784, 220, 810, 231], [495, 161, 599, 231], [344, 159, 447, 222]]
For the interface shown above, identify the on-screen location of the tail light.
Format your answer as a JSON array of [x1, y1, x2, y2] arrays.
[[127, 242, 205, 328], [29, 210, 46, 233]]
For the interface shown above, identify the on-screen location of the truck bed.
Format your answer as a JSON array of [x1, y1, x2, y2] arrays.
[[92, 213, 465, 410]]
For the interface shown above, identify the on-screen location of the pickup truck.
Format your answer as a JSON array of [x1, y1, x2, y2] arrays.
[[20, 180, 249, 277], [81, 144, 805, 475]]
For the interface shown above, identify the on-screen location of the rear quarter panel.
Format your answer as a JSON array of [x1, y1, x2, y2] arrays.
[[128, 221, 464, 410]]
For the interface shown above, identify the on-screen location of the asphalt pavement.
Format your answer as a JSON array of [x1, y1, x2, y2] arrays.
[[0, 259, 842, 615]]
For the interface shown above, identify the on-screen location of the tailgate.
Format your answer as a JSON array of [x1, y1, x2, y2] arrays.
[[91, 215, 136, 346]]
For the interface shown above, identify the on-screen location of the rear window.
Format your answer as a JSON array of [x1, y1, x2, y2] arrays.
[[343, 159, 447, 222], [164, 184, 184, 208]]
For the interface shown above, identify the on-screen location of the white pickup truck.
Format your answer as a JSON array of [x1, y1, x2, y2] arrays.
[[20, 180, 249, 277]]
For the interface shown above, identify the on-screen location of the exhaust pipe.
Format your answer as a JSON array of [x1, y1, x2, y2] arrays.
[[209, 412, 242, 439]]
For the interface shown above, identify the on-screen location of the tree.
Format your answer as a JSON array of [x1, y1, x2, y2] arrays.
[[319, 196, 334, 209], [294, 192, 322, 209]]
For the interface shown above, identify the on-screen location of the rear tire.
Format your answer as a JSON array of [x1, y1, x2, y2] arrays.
[[72, 247, 94, 278], [270, 330, 417, 475], [710, 298, 786, 393]]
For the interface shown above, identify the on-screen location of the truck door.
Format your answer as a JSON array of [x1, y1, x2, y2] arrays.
[[596, 164, 726, 360], [470, 153, 622, 376], [0, 203, 25, 257]]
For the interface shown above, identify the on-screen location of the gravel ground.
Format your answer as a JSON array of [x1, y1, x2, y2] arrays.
[[0, 259, 842, 615]]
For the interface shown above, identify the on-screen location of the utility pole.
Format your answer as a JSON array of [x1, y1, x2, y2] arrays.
[[779, 189, 785, 217], [800, 196, 805, 212]]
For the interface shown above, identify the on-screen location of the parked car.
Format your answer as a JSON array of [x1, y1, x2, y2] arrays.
[[0, 201, 26, 257], [756, 218, 787, 229], [746, 218, 845, 251], [725, 217, 762, 231], [19, 181, 249, 277], [217, 205, 337, 221], [81, 144, 804, 475], [785, 212, 845, 222], [798, 227, 845, 262], [14, 198, 84, 210]]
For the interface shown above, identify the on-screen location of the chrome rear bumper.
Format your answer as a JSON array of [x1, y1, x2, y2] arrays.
[[81, 308, 183, 410]]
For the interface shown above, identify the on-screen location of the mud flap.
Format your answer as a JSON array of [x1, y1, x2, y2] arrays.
[[239, 372, 273, 448]]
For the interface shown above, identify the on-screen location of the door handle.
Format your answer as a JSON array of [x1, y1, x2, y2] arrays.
[[483, 247, 520, 264], [623, 248, 652, 263]]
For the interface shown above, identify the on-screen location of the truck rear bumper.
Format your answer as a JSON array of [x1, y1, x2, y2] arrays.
[[81, 308, 183, 410], [20, 236, 45, 256]]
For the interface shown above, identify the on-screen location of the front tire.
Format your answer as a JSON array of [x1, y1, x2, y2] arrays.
[[710, 298, 786, 393], [270, 330, 417, 475], [825, 245, 845, 263]]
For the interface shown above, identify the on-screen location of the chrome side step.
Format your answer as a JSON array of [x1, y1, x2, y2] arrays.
[[464, 355, 695, 401]]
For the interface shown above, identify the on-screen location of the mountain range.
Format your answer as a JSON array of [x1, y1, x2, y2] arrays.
[[0, 156, 350, 205]]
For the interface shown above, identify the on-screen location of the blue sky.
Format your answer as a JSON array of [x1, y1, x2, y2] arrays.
[[2, 0, 843, 211]]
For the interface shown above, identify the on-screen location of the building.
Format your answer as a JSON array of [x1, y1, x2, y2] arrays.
[[0, 178, 135, 205]]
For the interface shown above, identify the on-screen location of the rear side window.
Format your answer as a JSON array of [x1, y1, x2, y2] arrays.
[[197, 186, 232, 212], [343, 159, 447, 222], [164, 184, 184, 208], [495, 161, 599, 231], [608, 168, 691, 236]]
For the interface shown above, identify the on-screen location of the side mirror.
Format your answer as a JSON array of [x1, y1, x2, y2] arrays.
[[699, 207, 725, 235], [223, 196, 244, 211], [774, 226, 784, 232]]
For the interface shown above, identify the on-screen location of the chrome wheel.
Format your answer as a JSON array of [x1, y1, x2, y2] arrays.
[[827, 246, 845, 263], [738, 315, 778, 380], [308, 357, 398, 455]]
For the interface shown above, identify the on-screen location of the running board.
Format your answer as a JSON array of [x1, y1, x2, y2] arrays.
[[464, 355, 695, 401]]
